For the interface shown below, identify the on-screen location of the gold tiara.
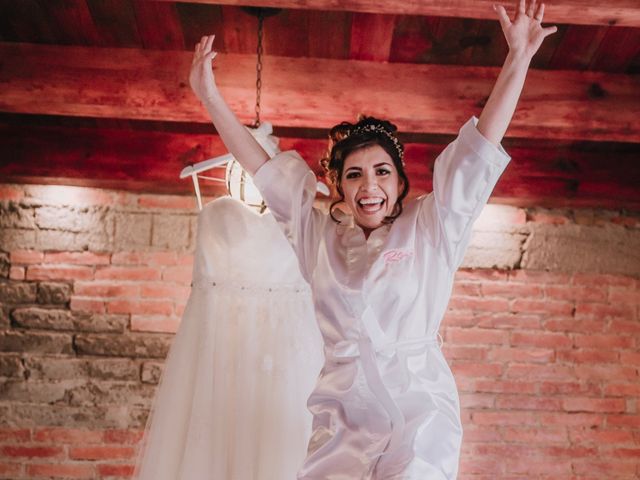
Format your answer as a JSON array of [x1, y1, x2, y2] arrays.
[[343, 124, 405, 165]]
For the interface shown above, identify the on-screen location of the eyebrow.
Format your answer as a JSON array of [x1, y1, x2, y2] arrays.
[[345, 162, 393, 171]]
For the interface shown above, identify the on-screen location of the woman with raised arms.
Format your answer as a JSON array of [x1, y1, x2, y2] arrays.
[[189, 1, 556, 478]]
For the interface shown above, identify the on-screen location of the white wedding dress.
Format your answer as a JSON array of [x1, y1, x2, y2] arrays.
[[133, 196, 323, 479]]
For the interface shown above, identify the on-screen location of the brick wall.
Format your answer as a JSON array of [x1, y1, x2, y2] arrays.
[[0, 182, 638, 479]]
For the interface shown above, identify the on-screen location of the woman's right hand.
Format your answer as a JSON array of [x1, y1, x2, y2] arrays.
[[189, 34, 219, 105]]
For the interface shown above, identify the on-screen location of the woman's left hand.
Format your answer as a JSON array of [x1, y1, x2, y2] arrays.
[[494, 0, 558, 59]]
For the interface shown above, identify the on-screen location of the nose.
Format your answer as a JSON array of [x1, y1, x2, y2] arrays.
[[360, 172, 379, 192]]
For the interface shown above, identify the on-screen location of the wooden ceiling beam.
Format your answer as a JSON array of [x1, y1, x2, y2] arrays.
[[163, 0, 640, 27], [0, 42, 638, 142], [1, 123, 638, 209]]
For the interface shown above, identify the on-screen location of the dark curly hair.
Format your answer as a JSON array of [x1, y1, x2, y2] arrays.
[[320, 115, 409, 224]]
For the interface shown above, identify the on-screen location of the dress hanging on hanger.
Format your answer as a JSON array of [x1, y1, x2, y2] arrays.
[[133, 126, 323, 479]]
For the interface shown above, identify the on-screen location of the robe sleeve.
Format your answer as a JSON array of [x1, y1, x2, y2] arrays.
[[252, 150, 325, 282], [419, 116, 511, 270]]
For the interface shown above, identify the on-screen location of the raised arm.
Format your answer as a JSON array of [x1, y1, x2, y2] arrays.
[[476, 0, 557, 145], [189, 35, 269, 176]]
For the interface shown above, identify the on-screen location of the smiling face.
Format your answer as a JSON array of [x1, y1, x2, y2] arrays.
[[340, 144, 404, 233]]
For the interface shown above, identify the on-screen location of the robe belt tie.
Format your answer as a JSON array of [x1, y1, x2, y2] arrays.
[[328, 333, 443, 456]]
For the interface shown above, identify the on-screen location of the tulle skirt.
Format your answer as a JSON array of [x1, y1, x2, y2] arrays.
[[133, 283, 323, 480]]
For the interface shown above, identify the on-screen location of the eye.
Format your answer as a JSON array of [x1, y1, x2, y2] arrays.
[[345, 171, 360, 179], [376, 168, 391, 176]]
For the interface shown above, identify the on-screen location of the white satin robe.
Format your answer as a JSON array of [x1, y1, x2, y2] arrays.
[[252, 117, 511, 479]]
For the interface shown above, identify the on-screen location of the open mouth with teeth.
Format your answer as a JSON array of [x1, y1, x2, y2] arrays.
[[357, 197, 386, 214]]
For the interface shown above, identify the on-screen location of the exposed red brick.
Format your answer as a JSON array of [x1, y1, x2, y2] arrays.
[[605, 383, 640, 397], [556, 349, 619, 364], [527, 211, 570, 225], [572, 273, 635, 288], [608, 320, 640, 335], [445, 327, 508, 345], [568, 427, 634, 444], [70, 297, 106, 313], [448, 296, 510, 312], [68, 445, 135, 460], [539, 381, 602, 396], [106, 299, 173, 316], [111, 251, 179, 266], [459, 392, 495, 409], [543, 316, 603, 333], [544, 285, 608, 302], [137, 194, 196, 210], [102, 429, 144, 445], [574, 333, 634, 349], [488, 347, 554, 363], [44, 251, 110, 265], [8, 266, 25, 280], [575, 364, 638, 381], [0, 429, 30, 442], [475, 313, 542, 330], [0, 185, 24, 201], [27, 463, 95, 477], [161, 265, 192, 283], [140, 282, 190, 300], [10, 250, 44, 264], [474, 380, 537, 395], [508, 270, 571, 285], [501, 425, 567, 444], [97, 463, 136, 476], [451, 362, 503, 378], [607, 415, 640, 428], [452, 282, 482, 297], [510, 331, 572, 348], [495, 395, 563, 411], [73, 282, 140, 298], [0, 462, 23, 476], [95, 266, 160, 281], [472, 411, 539, 426], [481, 282, 543, 298], [539, 412, 603, 427], [572, 458, 637, 476], [27, 265, 93, 281], [33, 428, 103, 444], [575, 302, 636, 320], [455, 269, 508, 282], [511, 299, 574, 315], [130, 315, 180, 333], [457, 424, 501, 443], [562, 397, 626, 413], [1, 445, 64, 458], [441, 345, 488, 361], [505, 363, 575, 381]]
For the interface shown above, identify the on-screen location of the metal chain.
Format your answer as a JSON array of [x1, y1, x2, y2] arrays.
[[254, 11, 264, 128]]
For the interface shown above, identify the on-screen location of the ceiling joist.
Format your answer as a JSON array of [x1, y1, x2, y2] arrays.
[[1, 43, 638, 143], [162, 0, 640, 27]]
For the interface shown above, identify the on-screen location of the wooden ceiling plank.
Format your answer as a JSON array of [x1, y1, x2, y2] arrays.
[[132, 0, 185, 50], [549, 25, 608, 71], [175, 3, 224, 51], [589, 26, 640, 72], [389, 16, 439, 64], [35, 0, 102, 46], [2, 122, 638, 208], [220, 6, 257, 54], [263, 9, 310, 58], [0, 0, 58, 44], [307, 10, 351, 59], [85, 0, 142, 47], [0, 43, 638, 143], [349, 12, 396, 61], [160, 0, 640, 28]]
